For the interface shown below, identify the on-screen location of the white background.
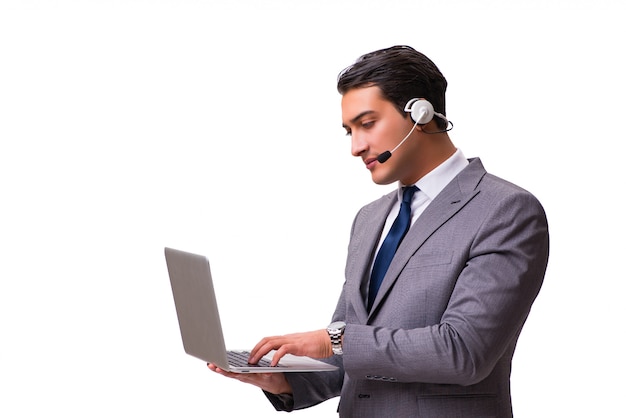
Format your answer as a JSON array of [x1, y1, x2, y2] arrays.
[[1, 1, 624, 416]]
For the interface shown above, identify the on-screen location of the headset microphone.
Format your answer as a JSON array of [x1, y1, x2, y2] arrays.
[[376, 151, 392, 164], [376, 98, 453, 164], [376, 121, 419, 163]]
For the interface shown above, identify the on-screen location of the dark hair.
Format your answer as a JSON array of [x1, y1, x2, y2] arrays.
[[337, 45, 448, 130]]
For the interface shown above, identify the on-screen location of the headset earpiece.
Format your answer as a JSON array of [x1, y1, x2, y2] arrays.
[[377, 98, 452, 163], [404, 98, 435, 125]]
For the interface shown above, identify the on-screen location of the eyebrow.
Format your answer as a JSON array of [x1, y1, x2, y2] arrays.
[[342, 110, 376, 129]]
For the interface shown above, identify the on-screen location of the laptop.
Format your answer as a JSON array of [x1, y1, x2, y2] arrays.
[[164, 247, 338, 373]]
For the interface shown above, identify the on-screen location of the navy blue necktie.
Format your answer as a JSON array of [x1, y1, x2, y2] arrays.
[[368, 185, 418, 311]]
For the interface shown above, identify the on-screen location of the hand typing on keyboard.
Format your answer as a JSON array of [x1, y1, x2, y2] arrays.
[[227, 351, 274, 368]]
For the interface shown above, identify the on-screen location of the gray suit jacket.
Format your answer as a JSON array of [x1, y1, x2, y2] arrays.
[[266, 158, 549, 417]]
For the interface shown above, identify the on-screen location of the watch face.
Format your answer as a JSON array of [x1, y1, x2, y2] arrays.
[[329, 321, 346, 330]]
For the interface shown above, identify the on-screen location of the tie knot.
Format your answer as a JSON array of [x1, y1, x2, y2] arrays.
[[402, 185, 418, 204]]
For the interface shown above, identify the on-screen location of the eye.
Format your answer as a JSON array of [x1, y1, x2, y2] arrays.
[[362, 120, 375, 129], [344, 128, 352, 137]]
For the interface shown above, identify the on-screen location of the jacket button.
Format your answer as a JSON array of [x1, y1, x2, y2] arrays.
[[358, 394, 371, 399]]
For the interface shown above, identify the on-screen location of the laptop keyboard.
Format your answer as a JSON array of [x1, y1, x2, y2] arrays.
[[227, 351, 274, 368]]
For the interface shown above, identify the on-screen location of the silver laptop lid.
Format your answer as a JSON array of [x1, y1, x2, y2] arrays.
[[164, 247, 339, 373], [164, 247, 231, 369]]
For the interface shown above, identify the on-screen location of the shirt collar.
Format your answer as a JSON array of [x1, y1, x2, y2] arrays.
[[398, 148, 469, 201]]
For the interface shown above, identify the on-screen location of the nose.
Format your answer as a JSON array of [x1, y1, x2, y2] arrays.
[[351, 133, 368, 157]]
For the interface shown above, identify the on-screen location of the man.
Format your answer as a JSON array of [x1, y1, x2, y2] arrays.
[[209, 45, 549, 417]]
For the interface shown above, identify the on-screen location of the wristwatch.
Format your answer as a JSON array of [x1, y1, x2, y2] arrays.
[[326, 321, 346, 355]]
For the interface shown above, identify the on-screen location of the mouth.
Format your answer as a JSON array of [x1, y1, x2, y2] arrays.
[[364, 157, 378, 170]]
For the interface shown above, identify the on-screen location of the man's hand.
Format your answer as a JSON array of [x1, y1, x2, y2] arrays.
[[248, 329, 332, 366], [207, 329, 332, 394], [207, 363, 293, 395]]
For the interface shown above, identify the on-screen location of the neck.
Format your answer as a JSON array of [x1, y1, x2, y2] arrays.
[[400, 134, 456, 185]]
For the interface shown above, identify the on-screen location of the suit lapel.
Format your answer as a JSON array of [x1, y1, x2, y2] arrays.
[[367, 158, 487, 318], [344, 192, 396, 324]]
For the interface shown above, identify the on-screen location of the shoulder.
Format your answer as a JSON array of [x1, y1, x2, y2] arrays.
[[465, 158, 543, 204], [355, 189, 396, 217], [347, 190, 396, 238], [451, 158, 548, 231]]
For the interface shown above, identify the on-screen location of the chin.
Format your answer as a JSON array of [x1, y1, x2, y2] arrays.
[[371, 173, 396, 186]]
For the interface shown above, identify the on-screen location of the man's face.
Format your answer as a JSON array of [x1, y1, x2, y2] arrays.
[[341, 85, 418, 185]]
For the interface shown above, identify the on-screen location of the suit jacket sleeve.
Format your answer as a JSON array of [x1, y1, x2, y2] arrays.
[[263, 354, 344, 411]]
